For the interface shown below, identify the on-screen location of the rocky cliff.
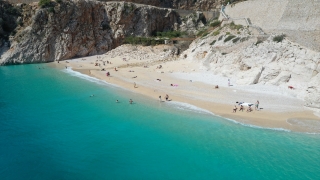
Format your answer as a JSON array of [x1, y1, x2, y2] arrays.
[[225, 0, 320, 52], [100, 0, 224, 11], [0, 0, 180, 64], [6, 0, 224, 11], [0, 1, 21, 48], [180, 23, 320, 109]]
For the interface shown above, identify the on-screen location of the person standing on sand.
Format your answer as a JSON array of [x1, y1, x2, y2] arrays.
[[134, 82, 137, 88], [159, 96, 162, 102], [233, 105, 237, 113], [255, 100, 259, 110], [239, 105, 244, 112], [165, 94, 169, 101]]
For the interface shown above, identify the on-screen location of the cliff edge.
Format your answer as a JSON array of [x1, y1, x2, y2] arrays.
[[0, 0, 179, 64]]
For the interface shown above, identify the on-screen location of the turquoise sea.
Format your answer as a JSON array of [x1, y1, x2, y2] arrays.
[[0, 64, 320, 180]]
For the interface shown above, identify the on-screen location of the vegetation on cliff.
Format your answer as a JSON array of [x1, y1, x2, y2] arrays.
[[0, 1, 21, 42]]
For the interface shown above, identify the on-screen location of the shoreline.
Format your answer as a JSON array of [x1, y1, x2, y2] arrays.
[[49, 50, 320, 133]]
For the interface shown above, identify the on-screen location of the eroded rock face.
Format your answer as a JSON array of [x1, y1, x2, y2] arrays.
[[180, 25, 320, 108], [0, 0, 179, 65], [99, 0, 223, 11]]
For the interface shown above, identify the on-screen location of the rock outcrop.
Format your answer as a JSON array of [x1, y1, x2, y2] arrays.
[[0, 0, 180, 65], [180, 23, 320, 109], [99, 0, 223, 11], [0, 1, 21, 48], [225, 0, 320, 51], [6, 0, 224, 10]]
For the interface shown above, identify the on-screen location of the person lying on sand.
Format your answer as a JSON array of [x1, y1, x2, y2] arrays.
[[129, 70, 134, 72], [170, 84, 178, 87], [156, 79, 161, 81], [132, 76, 137, 78]]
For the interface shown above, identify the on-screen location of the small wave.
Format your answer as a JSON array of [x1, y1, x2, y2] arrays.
[[222, 116, 291, 132], [62, 68, 120, 88], [168, 101, 291, 132], [167, 101, 215, 115], [287, 118, 320, 134]]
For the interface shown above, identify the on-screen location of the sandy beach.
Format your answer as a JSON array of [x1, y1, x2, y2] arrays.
[[51, 45, 320, 133]]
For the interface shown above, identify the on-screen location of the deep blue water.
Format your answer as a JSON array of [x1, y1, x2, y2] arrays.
[[0, 64, 320, 180]]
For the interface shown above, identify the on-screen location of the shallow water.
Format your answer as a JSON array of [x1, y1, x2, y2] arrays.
[[0, 64, 319, 180]]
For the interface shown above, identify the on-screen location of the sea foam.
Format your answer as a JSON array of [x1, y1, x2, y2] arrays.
[[62, 68, 120, 88]]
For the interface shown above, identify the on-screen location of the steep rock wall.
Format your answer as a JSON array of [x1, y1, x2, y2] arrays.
[[0, 0, 179, 64], [6, 0, 224, 11], [225, 0, 320, 51]]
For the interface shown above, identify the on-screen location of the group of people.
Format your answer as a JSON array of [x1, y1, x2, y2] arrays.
[[233, 100, 260, 113], [159, 94, 170, 102], [115, 99, 133, 104]]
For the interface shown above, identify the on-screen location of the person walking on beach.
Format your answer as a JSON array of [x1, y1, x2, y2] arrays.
[[233, 105, 237, 113], [129, 99, 133, 104], [239, 105, 244, 112], [255, 100, 259, 110], [134, 82, 137, 88], [228, 79, 230, 87], [159, 96, 162, 102], [165, 94, 169, 101]]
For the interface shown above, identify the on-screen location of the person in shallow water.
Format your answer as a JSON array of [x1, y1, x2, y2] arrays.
[[129, 99, 133, 104]]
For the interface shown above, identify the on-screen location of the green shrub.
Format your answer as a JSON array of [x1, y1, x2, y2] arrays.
[[55, 0, 62, 3], [273, 35, 285, 43], [224, 35, 236, 42], [232, 37, 240, 43], [240, 37, 248, 42], [155, 30, 184, 38], [48, 7, 55, 13], [39, 0, 52, 8], [196, 29, 206, 37], [230, 21, 243, 30], [5, 7, 20, 15], [218, 35, 223, 41], [210, 40, 216, 45], [210, 20, 220, 28], [201, 32, 209, 38], [226, 32, 230, 35], [124, 36, 165, 46], [102, 24, 110, 30], [212, 31, 220, 36]]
